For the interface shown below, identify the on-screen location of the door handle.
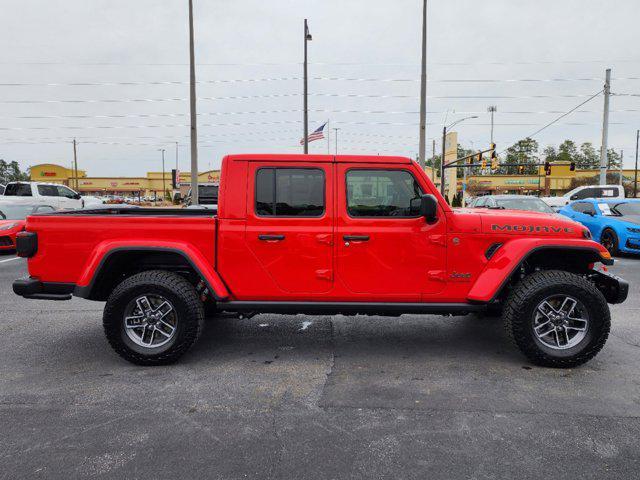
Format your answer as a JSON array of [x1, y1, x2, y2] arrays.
[[258, 234, 285, 241], [343, 235, 369, 242]]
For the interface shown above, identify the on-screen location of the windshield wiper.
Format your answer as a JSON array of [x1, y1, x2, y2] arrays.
[[487, 206, 505, 209]]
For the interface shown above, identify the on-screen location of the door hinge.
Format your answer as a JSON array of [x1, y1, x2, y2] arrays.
[[427, 270, 446, 282], [428, 234, 446, 246], [315, 269, 333, 281]]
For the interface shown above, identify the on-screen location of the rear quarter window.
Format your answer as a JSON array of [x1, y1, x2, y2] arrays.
[[4, 183, 32, 196]]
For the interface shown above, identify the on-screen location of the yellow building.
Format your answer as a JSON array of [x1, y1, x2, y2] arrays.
[[29, 162, 637, 199], [29, 163, 220, 197]]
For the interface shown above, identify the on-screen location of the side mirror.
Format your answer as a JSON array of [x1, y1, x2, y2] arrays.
[[74, 193, 81, 199], [420, 194, 438, 223]]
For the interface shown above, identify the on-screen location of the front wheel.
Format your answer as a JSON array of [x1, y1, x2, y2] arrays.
[[600, 228, 619, 256], [503, 270, 610, 368], [103, 270, 205, 365]]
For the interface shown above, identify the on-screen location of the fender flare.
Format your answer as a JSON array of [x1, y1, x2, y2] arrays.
[[466, 240, 612, 303], [73, 242, 230, 301]]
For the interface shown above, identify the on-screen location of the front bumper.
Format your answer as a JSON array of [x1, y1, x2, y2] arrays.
[[590, 270, 629, 304], [13, 277, 74, 300]]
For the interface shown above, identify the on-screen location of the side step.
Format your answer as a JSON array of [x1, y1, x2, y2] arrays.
[[220, 301, 486, 316]]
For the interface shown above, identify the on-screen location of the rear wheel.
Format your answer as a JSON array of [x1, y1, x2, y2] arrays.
[[600, 228, 619, 256], [503, 270, 610, 368], [103, 270, 205, 365]]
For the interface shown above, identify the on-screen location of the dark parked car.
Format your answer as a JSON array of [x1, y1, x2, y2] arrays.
[[468, 195, 555, 214]]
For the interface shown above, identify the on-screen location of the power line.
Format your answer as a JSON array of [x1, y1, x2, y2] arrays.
[[0, 92, 606, 104], [2, 76, 638, 87], [497, 89, 604, 154]]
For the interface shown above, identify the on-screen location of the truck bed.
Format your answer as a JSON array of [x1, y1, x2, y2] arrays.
[[24, 208, 217, 285]]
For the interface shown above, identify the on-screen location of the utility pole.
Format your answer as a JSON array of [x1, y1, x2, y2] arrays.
[[619, 150, 624, 186], [333, 128, 340, 154], [440, 126, 446, 197], [488, 106, 497, 143], [175, 141, 179, 172], [159, 149, 166, 202], [431, 139, 436, 181], [599, 68, 611, 185], [418, 0, 427, 169], [72, 139, 79, 191], [188, 0, 199, 205], [303, 19, 312, 154], [634, 129, 639, 198]]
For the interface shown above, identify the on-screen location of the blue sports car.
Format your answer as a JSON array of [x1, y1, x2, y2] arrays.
[[559, 198, 640, 255]]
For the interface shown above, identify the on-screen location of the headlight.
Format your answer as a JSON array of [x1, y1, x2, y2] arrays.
[[0, 223, 19, 231], [627, 227, 640, 234], [582, 228, 592, 239]]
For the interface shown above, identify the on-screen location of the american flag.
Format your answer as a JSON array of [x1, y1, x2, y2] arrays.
[[300, 122, 327, 145]]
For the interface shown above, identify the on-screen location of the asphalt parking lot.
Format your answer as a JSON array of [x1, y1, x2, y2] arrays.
[[1, 253, 639, 479]]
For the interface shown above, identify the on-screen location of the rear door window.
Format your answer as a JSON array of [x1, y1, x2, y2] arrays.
[[38, 185, 59, 197], [593, 187, 617, 198], [255, 168, 325, 217], [4, 183, 32, 196]]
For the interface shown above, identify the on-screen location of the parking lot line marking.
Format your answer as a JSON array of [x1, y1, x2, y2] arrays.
[[0, 257, 20, 264]]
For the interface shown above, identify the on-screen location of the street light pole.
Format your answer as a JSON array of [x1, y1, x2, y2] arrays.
[[488, 106, 497, 143], [188, 0, 199, 205], [418, 0, 427, 169], [439, 115, 478, 198], [303, 19, 312, 154], [159, 149, 166, 202], [440, 126, 446, 197], [599, 68, 611, 185], [634, 129, 639, 198], [333, 128, 340, 155]]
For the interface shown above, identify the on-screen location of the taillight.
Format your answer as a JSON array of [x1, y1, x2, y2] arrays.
[[16, 231, 37, 258]]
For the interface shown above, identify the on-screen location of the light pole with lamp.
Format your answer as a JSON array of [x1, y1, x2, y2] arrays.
[[303, 19, 312, 154], [440, 115, 478, 197], [158, 148, 166, 203]]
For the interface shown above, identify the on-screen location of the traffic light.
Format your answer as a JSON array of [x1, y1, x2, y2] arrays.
[[490, 143, 497, 158], [480, 155, 487, 170], [570, 161, 576, 171], [518, 165, 525, 174], [491, 157, 499, 170], [544, 161, 552, 176]]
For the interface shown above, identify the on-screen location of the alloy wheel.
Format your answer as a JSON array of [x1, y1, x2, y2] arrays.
[[123, 294, 178, 348], [532, 294, 589, 350]]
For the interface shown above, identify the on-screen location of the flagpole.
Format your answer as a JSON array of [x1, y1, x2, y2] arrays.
[[327, 120, 330, 154]]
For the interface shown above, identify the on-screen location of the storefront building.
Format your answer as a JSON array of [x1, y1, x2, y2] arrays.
[[29, 163, 220, 198]]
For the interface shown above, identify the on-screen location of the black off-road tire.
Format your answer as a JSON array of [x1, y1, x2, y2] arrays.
[[600, 228, 619, 256], [103, 270, 205, 365], [503, 270, 610, 368]]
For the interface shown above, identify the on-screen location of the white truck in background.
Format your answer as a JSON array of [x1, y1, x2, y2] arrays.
[[540, 184, 625, 210], [0, 181, 85, 209]]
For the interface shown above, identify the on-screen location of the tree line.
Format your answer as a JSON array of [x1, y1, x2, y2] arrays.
[[425, 138, 623, 176], [0, 159, 30, 185]]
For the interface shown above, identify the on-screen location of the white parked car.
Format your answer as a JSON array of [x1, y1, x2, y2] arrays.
[[540, 185, 625, 210], [0, 181, 84, 209]]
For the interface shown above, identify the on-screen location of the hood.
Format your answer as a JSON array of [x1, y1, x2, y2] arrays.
[[0, 219, 25, 231], [618, 215, 640, 227], [458, 208, 584, 238]]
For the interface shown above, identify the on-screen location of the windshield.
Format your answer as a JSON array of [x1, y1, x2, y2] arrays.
[[494, 198, 555, 213], [611, 202, 640, 216], [0, 204, 35, 220]]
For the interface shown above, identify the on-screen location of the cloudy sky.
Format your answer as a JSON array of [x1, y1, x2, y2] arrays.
[[1, 0, 639, 176]]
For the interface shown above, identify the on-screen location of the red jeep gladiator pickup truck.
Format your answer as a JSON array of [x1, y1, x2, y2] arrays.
[[13, 154, 628, 367]]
